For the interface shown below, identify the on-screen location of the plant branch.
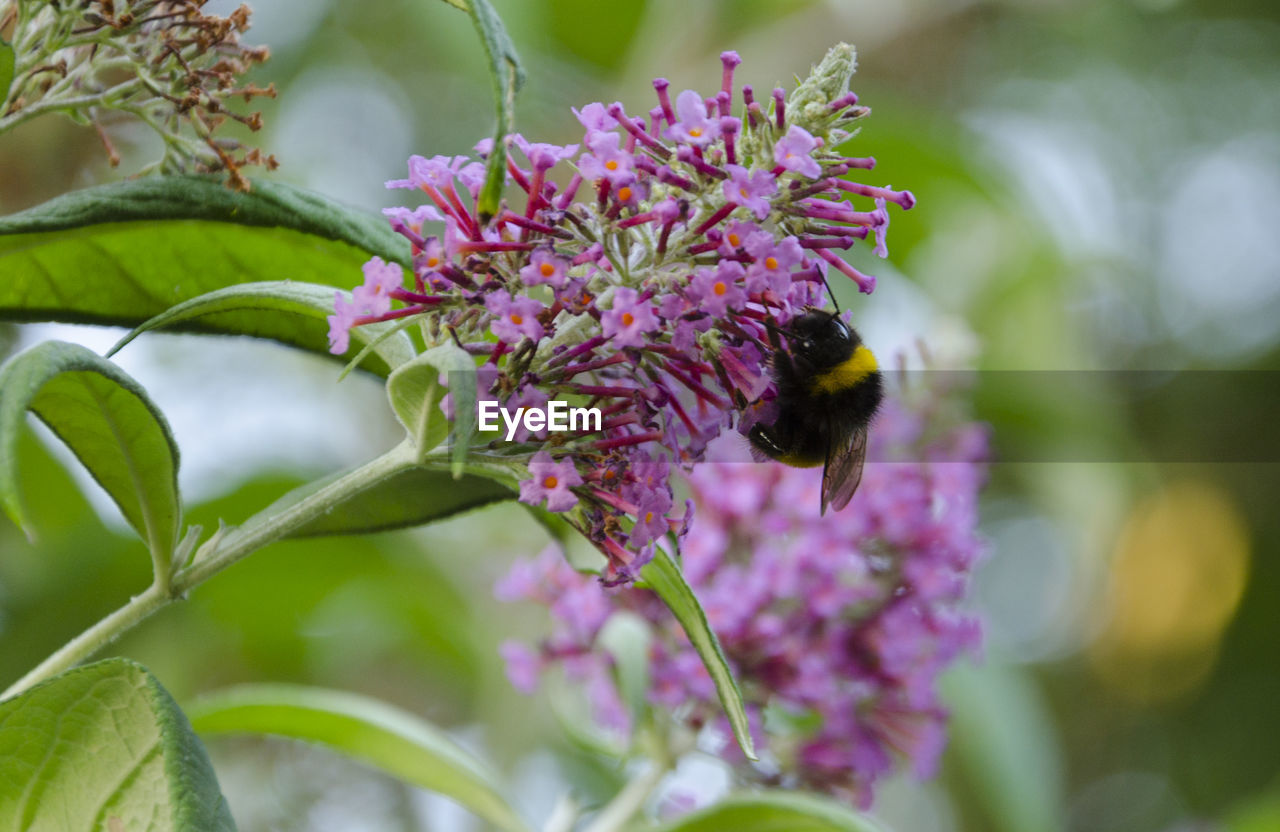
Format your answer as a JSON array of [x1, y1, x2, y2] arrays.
[[1, 440, 422, 701], [0, 581, 169, 701], [173, 439, 418, 591]]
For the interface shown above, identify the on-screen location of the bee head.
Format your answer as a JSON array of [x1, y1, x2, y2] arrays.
[[786, 310, 858, 370]]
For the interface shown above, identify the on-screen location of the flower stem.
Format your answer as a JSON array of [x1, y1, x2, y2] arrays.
[[581, 759, 670, 832], [0, 441, 420, 701]]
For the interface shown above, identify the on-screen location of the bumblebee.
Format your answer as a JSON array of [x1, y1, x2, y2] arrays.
[[748, 309, 883, 515]]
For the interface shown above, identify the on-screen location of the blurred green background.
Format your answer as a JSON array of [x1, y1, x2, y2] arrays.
[[2, 0, 1278, 829]]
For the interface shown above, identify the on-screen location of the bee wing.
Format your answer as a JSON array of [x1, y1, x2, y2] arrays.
[[821, 425, 868, 516]]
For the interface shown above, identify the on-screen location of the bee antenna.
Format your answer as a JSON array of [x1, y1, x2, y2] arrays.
[[758, 318, 788, 336], [818, 269, 842, 317], [757, 316, 790, 349]]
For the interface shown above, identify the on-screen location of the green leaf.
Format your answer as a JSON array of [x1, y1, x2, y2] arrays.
[[187, 684, 531, 832], [640, 549, 756, 760], [267, 463, 516, 538], [386, 341, 476, 461], [656, 792, 889, 832], [1228, 790, 1280, 832], [109, 281, 416, 377], [0, 341, 180, 568], [0, 658, 235, 831], [544, 0, 648, 72], [0, 176, 410, 369], [465, 0, 525, 220], [597, 611, 653, 728], [447, 348, 477, 478], [0, 36, 14, 106], [942, 663, 1064, 832], [434, 0, 470, 9]]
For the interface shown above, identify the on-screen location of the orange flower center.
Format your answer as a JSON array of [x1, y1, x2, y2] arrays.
[[713, 281, 727, 296], [539, 262, 555, 277], [543, 475, 558, 489], [727, 233, 741, 247], [765, 256, 778, 270], [510, 313, 524, 325], [645, 511, 654, 524], [690, 127, 703, 138], [739, 187, 749, 198], [605, 159, 619, 171], [618, 186, 633, 202], [621, 312, 635, 326], [426, 257, 440, 268]]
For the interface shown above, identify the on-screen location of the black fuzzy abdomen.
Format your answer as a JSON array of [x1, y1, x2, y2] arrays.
[[755, 357, 883, 466]]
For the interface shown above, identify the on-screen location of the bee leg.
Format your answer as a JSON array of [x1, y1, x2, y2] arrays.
[[763, 318, 784, 351], [748, 423, 787, 460]]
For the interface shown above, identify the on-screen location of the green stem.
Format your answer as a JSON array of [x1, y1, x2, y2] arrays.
[[1, 441, 421, 701], [580, 760, 671, 832], [173, 440, 418, 592], [0, 581, 169, 701], [0, 94, 112, 132]]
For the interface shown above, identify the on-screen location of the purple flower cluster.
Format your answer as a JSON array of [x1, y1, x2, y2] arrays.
[[496, 385, 988, 809], [329, 44, 915, 581]]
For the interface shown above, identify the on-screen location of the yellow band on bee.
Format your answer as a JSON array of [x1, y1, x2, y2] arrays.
[[808, 345, 878, 395], [777, 452, 824, 468]]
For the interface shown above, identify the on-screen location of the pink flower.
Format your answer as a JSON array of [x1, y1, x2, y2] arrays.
[[513, 134, 579, 171], [499, 641, 542, 694], [326, 292, 359, 354], [457, 161, 487, 194], [687, 261, 747, 316], [572, 102, 619, 138], [719, 220, 765, 254], [485, 292, 546, 344], [387, 154, 468, 190], [774, 125, 823, 179], [872, 197, 890, 258], [723, 164, 776, 219], [744, 235, 804, 295], [519, 450, 584, 512], [353, 256, 403, 316], [665, 89, 720, 147], [627, 491, 674, 549], [520, 248, 570, 288], [578, 132, 636, 187], [602, 287, 659, 348], [381, 204, 445, 231]]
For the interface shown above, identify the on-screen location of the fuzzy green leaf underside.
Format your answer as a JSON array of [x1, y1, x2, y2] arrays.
[[387, 342, 477, 460], [0, 659, 235, 831], [109, 280, 416, 377]]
